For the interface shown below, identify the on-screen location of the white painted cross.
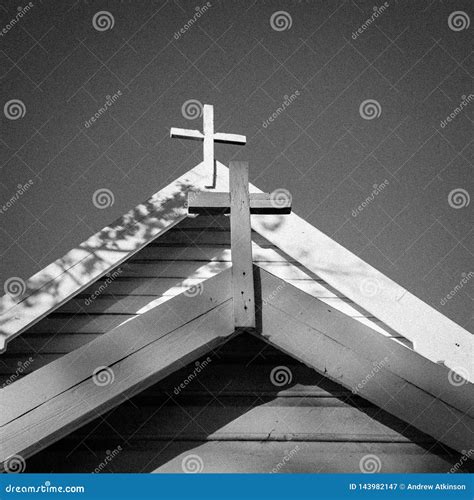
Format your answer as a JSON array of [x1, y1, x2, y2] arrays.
[[170, 104, 247, 172], [171, 106, 292, 330]]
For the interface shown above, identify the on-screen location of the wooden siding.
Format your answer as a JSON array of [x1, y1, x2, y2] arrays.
[[0, 215, 469, 473], [23, 335, 465, 473], [0, 215, 410, 381]]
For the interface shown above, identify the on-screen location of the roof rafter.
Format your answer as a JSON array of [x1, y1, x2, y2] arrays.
[[0, 270, 235, 467], [254, 267, 473, 454]]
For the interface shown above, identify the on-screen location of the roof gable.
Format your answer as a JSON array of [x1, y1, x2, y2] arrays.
[[0, 162, 472, 466], [1, 161, 471, 381]]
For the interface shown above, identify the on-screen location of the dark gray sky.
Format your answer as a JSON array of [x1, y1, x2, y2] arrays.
[[0, 0, 472, 331]]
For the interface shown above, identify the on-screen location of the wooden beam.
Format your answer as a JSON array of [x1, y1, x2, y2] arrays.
[[0, 269, 232, 426], [0, 299, 235, 466], [230, 161, 255, 330], [255, 267, 473, 453], [203, 104, 214, 171], [249, 203, 473, 379], [213, 132, 246, 145], [169, 128, 204, 141], [257, 267, 474, 416], [188, 192, 292, 215]]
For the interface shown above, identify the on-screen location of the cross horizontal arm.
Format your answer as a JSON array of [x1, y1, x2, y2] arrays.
[[187, 192, 292, 215], [213, 132, 247, 145], [170, 128, 246, 146], [170, 128, 204, 141]]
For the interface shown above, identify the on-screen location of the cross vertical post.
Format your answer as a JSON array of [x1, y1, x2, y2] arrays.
[[229, 161, 255, 330], [202, 104, 214, 173]]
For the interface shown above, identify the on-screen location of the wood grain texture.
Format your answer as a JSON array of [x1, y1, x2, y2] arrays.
[[229, 162, 255, 329]]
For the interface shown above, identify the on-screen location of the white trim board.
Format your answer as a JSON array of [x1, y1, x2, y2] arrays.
[[0, 162, 472, 382], [0, 162, 228, 352]]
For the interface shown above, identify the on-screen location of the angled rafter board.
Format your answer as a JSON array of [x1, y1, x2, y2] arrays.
[[0, 276, 235, 466], [254, 268, 473, 454], [257, 267, 474, 418], [249, 211, 473, 378], [0, 162, 230, 352], [0, 270, 232, 427], [0, 302, 234, 467]]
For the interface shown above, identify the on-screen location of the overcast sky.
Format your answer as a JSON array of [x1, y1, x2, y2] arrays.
[[0, 0, 472, 331]]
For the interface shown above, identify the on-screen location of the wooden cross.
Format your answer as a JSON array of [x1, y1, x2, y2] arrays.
[[170, 105, 292, 330], [187, 162, 291, 330], [170, 104, 247, 172]]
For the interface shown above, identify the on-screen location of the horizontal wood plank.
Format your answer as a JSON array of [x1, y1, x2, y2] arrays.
[[25, 441, 461, 473], [55, 401, 430, 443]]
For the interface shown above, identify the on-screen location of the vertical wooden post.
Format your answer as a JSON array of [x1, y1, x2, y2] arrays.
[[229, 161, 255, 329], [203, 104, 214, 172]]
